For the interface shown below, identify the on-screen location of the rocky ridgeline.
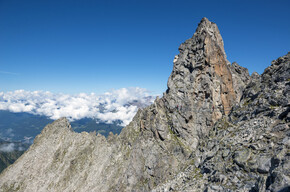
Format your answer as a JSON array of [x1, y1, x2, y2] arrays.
[[0, 18, 289, 192], [154, 53, 290, 192]]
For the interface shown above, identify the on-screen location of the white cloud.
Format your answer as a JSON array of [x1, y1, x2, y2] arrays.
[[0, 143, 26, 152], [0, 88, 156, 126], [0, 143, 15, 152]]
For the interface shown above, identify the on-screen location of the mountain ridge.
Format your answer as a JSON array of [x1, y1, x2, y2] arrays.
[[0, 18, 289, 192]]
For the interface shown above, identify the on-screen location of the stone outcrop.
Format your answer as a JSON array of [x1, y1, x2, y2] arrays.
[[228, 62, 251, 103], [153, 52, 290, 192], [162, 18, 248, 149], [0, 18, 288, 192]]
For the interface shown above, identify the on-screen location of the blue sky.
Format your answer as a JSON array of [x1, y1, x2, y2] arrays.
[[0, 0, 289, 94]]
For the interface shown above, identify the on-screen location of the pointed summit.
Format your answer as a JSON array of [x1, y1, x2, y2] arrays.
[[195, 17, 219, 35], [195, 17, 220, 35], [164, 18, 248, 145], [194, 17, 227, 61]]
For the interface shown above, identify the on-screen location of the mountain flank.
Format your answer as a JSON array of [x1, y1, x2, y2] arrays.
[[0, 18, 289, 192]]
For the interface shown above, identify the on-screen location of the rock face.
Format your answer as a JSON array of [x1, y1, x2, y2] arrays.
[[0, 18, 289, 192], [164, 18, 248, 148], [229, 62, 251, 103]]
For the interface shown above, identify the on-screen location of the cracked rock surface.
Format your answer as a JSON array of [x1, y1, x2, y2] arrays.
[[0, 18, 289, 192]]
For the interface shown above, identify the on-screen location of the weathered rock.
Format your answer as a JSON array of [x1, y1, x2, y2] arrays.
[[0, 19, 289, 192], [228, 62, 250, 102], [164, 17, 239, 150], [183, 53, 290, 191]]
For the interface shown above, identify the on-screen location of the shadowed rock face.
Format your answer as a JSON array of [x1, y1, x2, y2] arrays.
[[0, 18, 288, 192]]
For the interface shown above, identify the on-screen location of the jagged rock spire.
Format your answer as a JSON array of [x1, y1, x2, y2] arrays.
[[164, 18, 240, 143], [194, 17, 227, 60]]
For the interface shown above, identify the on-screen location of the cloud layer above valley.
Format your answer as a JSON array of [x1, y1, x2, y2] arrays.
[[0, 143, 26, 152], [0, 88, 156, 126]]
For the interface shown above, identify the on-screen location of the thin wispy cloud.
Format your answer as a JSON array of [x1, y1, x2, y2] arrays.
[[0, 70, 19, 75], [0, 88, 156, 126]]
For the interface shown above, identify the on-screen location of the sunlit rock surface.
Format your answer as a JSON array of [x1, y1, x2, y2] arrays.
[[0, 18, 289, 192]]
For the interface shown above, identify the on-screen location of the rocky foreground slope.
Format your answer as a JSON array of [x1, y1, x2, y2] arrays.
[[0, 18, 289, 192]]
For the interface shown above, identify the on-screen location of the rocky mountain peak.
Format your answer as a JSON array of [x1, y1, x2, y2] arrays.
[[167, 18, 237, 113], [194, 17, 227, 60], [33, 117, 72, 145], [164, 18, 249, 146], [0, 19, 288, 192]]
